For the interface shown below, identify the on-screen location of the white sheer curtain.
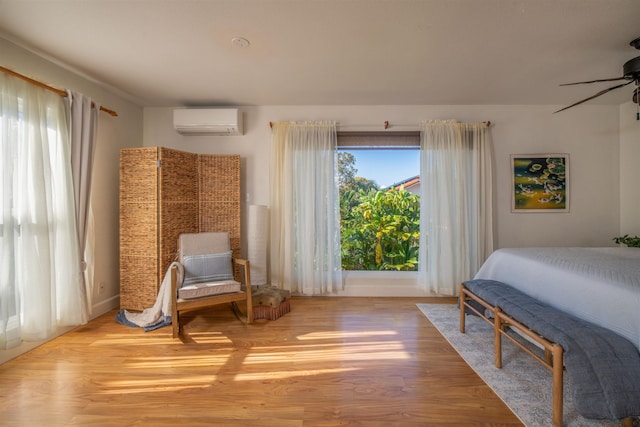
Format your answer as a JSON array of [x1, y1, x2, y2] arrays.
[[0, 73, 86, 349], [270, 121, 342, 295], [68, 91, 99, 317], [419, 120, 494, 296]]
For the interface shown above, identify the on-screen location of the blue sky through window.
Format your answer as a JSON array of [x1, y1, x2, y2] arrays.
[[349, 149, 420, 188]]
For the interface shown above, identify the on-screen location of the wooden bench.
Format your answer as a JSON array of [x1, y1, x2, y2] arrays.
[[459, 279, 637, 427]]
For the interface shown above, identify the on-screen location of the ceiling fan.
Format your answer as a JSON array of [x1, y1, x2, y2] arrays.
[[554, 36, 640, 115]]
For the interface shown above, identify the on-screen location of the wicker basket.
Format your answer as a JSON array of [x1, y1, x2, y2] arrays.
[[252, 287, 291, 321]]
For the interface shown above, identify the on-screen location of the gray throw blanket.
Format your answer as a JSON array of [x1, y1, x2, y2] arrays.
[[116, 262, 184, 332], [463, 279, 640, 421]]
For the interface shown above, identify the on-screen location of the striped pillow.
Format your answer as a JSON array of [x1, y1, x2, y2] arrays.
[[182, 251, 233, 287]]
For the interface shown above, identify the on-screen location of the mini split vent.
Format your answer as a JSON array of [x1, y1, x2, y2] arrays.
[[173, 108, 243, 135]]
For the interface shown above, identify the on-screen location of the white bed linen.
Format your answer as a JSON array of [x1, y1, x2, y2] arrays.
[[474, 247, 640, 350]]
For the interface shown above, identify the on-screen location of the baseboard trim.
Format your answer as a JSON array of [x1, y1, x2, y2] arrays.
[[90, 294, 120, 320]]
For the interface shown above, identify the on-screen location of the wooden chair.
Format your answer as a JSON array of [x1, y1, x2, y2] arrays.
[[170, 232, 252, 338]]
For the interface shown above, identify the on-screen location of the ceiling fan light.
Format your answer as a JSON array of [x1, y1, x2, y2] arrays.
[[623, 56, 640, 79]]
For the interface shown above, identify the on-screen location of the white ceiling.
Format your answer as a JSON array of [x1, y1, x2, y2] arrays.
[[1, 0, 639, 109]]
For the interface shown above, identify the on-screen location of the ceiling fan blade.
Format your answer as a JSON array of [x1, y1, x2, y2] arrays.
[[553, 80, 634, 114], [559, 77, 628, 86]]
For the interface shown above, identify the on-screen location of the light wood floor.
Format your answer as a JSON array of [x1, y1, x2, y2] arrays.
[[0, 297, 523, 426]]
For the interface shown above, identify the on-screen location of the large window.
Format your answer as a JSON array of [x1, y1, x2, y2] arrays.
[[337, 132, 420, 271]]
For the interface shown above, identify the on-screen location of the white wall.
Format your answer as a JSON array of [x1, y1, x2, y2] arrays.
[[2, 37, 144, 317], [145, 104, 622, 294], [619, 102, 640, 235]]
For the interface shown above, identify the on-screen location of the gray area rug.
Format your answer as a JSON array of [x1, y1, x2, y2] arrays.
[[417, 303, 620, 427]]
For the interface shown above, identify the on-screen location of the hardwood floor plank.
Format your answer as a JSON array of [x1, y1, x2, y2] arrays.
[[0, 297, 523, 426]]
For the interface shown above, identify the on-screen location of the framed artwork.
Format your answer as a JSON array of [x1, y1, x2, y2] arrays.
[[511, 154, 569, 212]]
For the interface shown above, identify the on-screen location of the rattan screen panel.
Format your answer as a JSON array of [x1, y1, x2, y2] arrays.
[[119, 148, 160, 310], [158, 148, 199, 285], [198, 155, 241, 279]]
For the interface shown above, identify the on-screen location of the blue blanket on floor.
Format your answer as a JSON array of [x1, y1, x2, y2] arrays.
[[463, 279, 640, 421]]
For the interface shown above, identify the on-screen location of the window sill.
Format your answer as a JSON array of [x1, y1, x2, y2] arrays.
[[336, 270, 434, 297]]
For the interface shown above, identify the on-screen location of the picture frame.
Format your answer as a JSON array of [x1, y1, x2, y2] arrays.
[[511, 154, 569, 212]]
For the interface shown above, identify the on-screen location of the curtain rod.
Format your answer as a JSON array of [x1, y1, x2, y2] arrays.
[[0, 66, 118, 117], [269, 120, 491, 129]]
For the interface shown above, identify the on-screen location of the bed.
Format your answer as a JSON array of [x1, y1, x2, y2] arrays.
[[473, 246, 640, 350]]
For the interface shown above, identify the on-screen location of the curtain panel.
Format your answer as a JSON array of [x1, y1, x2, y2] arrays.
[[419, 120, 494, 296], [0, 73, 87, 349], [270, 121, 342, 295], [68, 91, 99, 318]]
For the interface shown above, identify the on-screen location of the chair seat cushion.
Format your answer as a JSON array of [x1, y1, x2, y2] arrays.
[[178, 279, 241, 300]]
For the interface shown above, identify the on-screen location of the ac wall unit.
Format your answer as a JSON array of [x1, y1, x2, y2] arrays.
[[173, 108, 243, 135]]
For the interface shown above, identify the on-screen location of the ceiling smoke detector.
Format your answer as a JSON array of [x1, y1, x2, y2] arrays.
[[231, 37, 250, 48]]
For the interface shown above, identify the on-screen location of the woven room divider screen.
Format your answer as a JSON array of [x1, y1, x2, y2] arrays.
[[119, 146, 241, 311]]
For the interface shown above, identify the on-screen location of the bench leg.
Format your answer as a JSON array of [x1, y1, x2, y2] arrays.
[[552, 343, 564, 427], [459, 286, 467, 333], [494, 307, 503, 369]]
